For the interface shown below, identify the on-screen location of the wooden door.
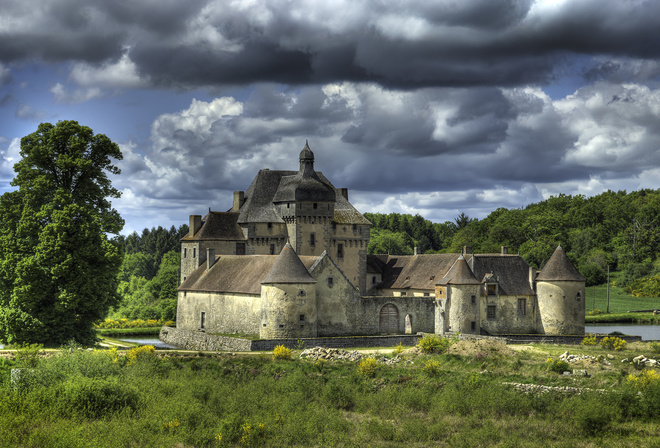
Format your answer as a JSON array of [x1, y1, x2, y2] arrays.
[[379, 304, 399, 334]]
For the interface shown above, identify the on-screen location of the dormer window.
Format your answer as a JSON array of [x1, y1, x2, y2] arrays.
[[487, 284, 497, 295]]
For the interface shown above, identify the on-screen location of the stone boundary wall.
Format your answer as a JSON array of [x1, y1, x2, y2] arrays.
[[160, 326, 421, 351], [442, 332, 643, 345]]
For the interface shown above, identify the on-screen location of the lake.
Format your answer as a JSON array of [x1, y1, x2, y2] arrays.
[[585, 324, 660, 341]]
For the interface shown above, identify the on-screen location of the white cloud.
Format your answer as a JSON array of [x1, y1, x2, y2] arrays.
[[50, 82, 102, 104], [70, 50, 150, 89], [0, 137, 20, 181]]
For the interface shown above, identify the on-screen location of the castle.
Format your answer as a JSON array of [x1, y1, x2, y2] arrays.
[[177, 142, 585, 339]]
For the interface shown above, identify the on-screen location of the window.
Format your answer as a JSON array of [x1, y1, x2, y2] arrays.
[[299, 314, 305, 322], [200, 312, 206, 329], [193, 248, 196, 258], [327, 277, 334, 287], [487, 284, 497, 296], [487, 305, 496, 319], [183, 248, 187, 258], [332, 222, 337, 231], [471, 321, 476, 331], [313, 203, 318, 209], [423, 292, 430, 297], [352, 224, 357, 231], [287, 203, 290, 208], [236, 243, 246, 255], [267, 222, 272, 229], [310, 233, 315, 246], [372, 276, 377, 284], [576, 291, 581, 302], [270, 244, 275, 255], [401, 291, 407, 297], [337, 243, 344, 258], [471, 295, 476, 305], [518, 298, 527, 315], [298, 289, 306, 296]]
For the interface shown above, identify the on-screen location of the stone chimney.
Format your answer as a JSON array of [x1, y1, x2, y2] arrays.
[[189, 215, 202, 237], [462, 246, 471, 256], [207, 248, 216, 270], [501, 246, 508, 255], [414, 246, 419, 255], [232, 191, 245, 212], [339, 188, 349, 200], [529, 266, 537, 291]]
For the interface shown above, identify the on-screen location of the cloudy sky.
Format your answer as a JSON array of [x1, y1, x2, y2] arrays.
[[1, 0, 660, 235]]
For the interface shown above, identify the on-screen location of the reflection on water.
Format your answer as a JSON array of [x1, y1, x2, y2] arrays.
[[118, 337, 178, 349], [585, 324, 660, 341]]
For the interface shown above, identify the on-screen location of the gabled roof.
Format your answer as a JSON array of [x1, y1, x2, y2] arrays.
[[469, 254, 536, 296], [179, 253, 320, 294], [262, 243, 316, 284], [372, 253, 460, 290], [536, 245, 585, 282], [181, 212, 246, 241], [437, 255, 480, 285]]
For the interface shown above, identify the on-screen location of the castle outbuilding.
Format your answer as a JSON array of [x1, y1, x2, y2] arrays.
[[176, 143, 586, 338]]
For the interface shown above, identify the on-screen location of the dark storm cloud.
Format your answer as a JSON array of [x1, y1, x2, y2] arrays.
[[1, 0, 660, 89]]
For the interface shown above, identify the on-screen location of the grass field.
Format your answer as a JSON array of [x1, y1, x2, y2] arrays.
[[2, 339, 660, 447], [585, 281, 660, 315]]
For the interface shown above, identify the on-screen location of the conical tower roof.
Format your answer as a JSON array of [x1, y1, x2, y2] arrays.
[[437, 255, 480, 285], [299, 140, 314, 161], [536, 245, 585, 282], [262, 243, 316, 284]]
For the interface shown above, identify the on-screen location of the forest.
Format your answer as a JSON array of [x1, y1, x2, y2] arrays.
[[115, 189, 660, 321]]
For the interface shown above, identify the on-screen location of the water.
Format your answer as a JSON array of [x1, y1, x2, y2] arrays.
[[117, 336, 178, 349], [585, 324, 660, 341]]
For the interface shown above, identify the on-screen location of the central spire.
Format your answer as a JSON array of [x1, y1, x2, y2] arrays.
[[299, 140, 314, 171]]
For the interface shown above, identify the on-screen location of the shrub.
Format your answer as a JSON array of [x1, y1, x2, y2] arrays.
[[422, 359, 441, 377], [126, 345, 156, 365], [418, 334, 454, 354], [600, 336, 627, 351], [57, 376, 141, 419], [649, 341, 660, 354], [547, 358, 571, 374], [272, 345, 292, 361], [627, 369, 660, 391], [13, 343, 43, 368], [581, 335, 598, 346], [324, 381, 356, 410], [358, 357, 377, 377], [394, 342, 404, 355]]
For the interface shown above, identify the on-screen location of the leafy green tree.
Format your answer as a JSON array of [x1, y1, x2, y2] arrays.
[[0, 121, 123, 345]]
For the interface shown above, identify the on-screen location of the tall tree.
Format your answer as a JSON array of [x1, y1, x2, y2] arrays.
[[0, 121, 123, 345]]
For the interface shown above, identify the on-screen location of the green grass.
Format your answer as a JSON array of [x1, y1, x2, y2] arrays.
[[585, 281, 660, 315], [1, 341, 660, 447], [96, 327, 162, 337]]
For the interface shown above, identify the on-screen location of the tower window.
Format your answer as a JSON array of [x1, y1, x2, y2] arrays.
[[300, 314, 305, 322], [310, 233, 315, 246], [184, 248, 187, 258], [471, 295, 476, 305], [332, 222, 337, 231], [270, 244, 275, 255], [576, 292, 582, 302], [327, 277, 334, 287], [487, 305, 496, 319], [200, 312, 205, 329], [337, 243, 344, 259], [471, 321, 476, 331], [236, 243, 246, 255], [193, 248, 196, 258]]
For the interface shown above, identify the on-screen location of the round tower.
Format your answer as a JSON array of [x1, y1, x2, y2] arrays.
[[536, 245, 586, 335], [435, 255, 481, 335], [260, 243, 318, 339]]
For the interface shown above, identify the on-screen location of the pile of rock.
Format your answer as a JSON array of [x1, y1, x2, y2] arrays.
[[503, 382, 599, 395], [559, 351, 612, 365], [299, 347, 363, 361], [624, 355, 658, 367]]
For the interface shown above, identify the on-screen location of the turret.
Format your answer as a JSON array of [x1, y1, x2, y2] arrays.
[[260, 243, 318, 339], [536, 245, 585, 335], [435, 255, 481, 335]]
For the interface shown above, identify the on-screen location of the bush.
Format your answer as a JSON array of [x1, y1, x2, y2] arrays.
[[600, 336, 626, 351], [422, 359, 441, 377], [547, 358, 571, 374], [418, 334, 454, 354], [358, 357, 377, 377], [627, 369, 660, 391], [581, 335, 598, 346], [13, 343, 43, 368], [272, 345, 292, 361], [126, 345, 156, 365], [57, 376, 141, 419]]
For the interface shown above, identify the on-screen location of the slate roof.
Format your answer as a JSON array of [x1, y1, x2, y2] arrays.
[[181, 212, 246, 241], [179, 252, 320, 294], [469, 254, 536, 296], [372, 253, 460, 290], [437, 255, 480, 285], [536, 245, 585, 282], [262, 243, 317, 284]]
